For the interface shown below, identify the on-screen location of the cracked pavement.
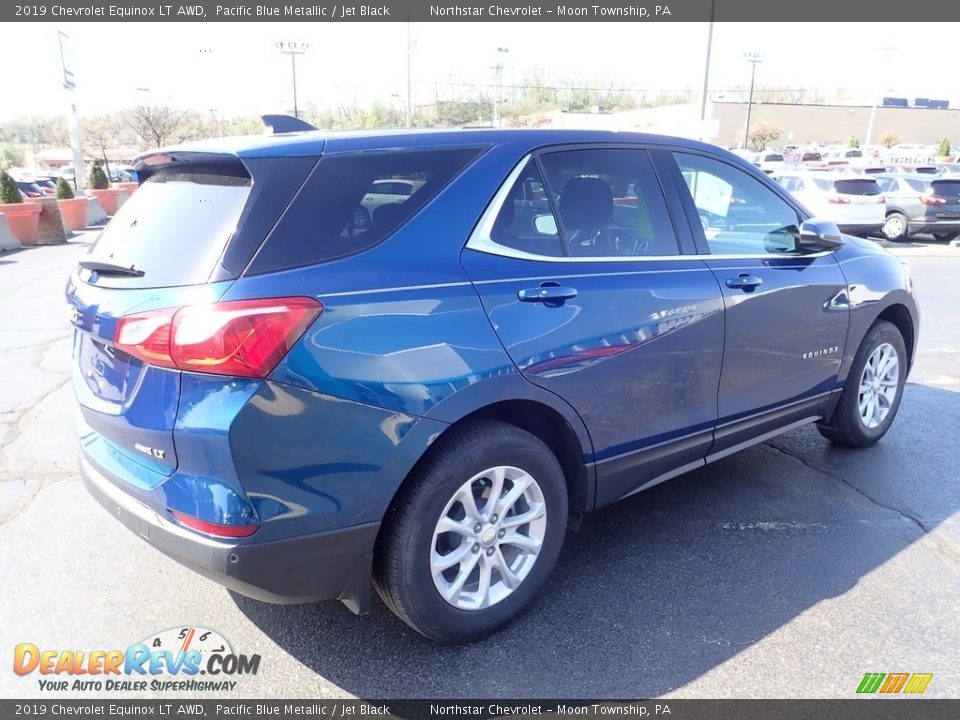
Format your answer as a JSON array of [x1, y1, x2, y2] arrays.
[[1, 235, 958, 699]]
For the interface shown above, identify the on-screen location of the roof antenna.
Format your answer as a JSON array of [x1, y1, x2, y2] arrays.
[[261, 114, 318, 134]]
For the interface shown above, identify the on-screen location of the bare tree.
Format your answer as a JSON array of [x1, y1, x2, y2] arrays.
[[81, 114, 123, 179], [125, 104, 188, 148], [748, 119, 782, 151]]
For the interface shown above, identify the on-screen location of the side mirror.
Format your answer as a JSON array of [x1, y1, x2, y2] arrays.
[[533, 214, 559, 236], [798, 219, 844, 251]]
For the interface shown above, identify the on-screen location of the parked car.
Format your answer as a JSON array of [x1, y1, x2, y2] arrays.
[[352, 177, 425, 228], [15, 181, 46, 199], [874, 172, 960, 241], [772, 171, 885, 237], [66, 128, 918, 643], [756, 152, 785, 174]]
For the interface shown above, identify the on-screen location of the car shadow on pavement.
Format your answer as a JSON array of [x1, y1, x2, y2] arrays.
[[233, 383, 960, 698]]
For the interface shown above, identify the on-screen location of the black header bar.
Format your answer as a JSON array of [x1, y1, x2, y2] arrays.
[[4, 0, 956, 22]]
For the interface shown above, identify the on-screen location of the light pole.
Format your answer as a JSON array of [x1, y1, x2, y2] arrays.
[[405, 21, 413, 128], [492, 47, 508, 127], [276, 42, 309, 118], [698, 0, 716, 133], [743, 51, 764, 150], [864, 46, 896, 149]]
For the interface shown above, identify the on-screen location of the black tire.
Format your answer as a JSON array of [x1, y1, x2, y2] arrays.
[[818, 320, 907, 448], [881, 212, 910, 242], [373, 419, 568, 643], [933, 232, 959, 242]]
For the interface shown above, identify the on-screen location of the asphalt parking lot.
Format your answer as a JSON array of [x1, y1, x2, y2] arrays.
[[1, 234, 958, 699]]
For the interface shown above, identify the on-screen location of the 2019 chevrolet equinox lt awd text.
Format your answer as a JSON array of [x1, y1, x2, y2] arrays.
[[66, 128, 918, 643]]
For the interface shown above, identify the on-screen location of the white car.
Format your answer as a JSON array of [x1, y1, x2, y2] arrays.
[[773, 171, 885, 238], [353, 178, 426, 229]]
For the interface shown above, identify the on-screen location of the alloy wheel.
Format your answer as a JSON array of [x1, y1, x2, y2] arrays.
[[430, 466, 547, 610], [858, 342, 899, 429]]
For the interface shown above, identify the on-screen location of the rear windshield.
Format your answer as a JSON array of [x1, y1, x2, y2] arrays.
[[801, 152, 822, 161], [931, 180, 960, 197], [845, 150, 863, 158], [84, 165, 252, 288], [763, 154, 784, 162], [247, 147, 482, 274], [834, 179, 882, 196]]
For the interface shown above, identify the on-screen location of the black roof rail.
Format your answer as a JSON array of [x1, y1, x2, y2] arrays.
[[261, 114, 318, 134]]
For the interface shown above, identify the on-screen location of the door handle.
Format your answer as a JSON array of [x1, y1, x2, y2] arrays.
[[517, 284, 578, 305], [725, 274, 763, 291]]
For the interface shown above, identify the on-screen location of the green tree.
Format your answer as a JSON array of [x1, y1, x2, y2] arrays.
[[849, 136, 860, 148], [938, 138, 951, 157], [89, 160, 109, 190], [0, 170, 23, 204], [55, 177, 75, 200]]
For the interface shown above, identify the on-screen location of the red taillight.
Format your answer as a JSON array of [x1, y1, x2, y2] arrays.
[[171, 510, 259, 538], [115, 297, 323, 378], [827, 195, 851, 204], [921, 195, 947, 206]]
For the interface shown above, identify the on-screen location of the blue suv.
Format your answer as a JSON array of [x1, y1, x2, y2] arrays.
[[66, 128, 918, 642]]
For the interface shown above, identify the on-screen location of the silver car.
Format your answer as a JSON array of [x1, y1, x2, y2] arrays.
[[875, 173, 960, 241]]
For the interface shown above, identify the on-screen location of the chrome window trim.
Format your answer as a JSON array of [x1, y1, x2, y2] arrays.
[[465, 153, 834, 263]]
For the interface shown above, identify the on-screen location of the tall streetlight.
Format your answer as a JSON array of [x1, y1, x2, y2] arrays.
[[276, 41, 309, 118], [743, 51, 764, 150], [492, 47, 509, 127], [864, 46, 897, 149]]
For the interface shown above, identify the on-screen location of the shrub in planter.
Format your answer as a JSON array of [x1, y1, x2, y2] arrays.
[[87, 160, 121, 215], [0, 170, 22, 204], [56, 177, 75, 200], [937, 138, 951, 160], [55, 176, 89, 232], [0, 169, 41, 244], [89, 161, 109, 190]]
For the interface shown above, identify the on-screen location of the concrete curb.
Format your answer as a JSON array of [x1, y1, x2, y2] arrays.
[[0, 213, 22, 251]]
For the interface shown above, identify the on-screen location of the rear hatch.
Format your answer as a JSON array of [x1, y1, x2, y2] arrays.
[[66, 150, 318, 485], [926, 179, 960, 217], [814, 177, 885, 223]]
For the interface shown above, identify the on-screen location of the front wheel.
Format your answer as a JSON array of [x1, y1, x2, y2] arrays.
[[818, 320, 907, 447], [373, 420, 568, 643]]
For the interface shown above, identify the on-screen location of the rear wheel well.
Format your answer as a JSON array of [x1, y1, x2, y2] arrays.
[[876, 304, 915, 368], [387, 400, 590, 531]]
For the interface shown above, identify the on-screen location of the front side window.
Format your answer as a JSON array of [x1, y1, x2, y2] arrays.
[[539, 148, 679, 258], [672, 152, 803, 255]]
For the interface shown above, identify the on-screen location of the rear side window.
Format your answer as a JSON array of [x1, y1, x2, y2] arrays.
[[85, 165, 252, 288], [248, 148, 481, 273], [834, 179, 882, 196], [905, 178, 928, 192]]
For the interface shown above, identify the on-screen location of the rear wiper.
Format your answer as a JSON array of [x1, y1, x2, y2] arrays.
[[78, 259, 145, 277]]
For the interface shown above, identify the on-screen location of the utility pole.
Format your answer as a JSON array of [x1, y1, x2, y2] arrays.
[[276, 42, 309, 119], [743, 51, 764, 150], [492, 47, 508, 127]]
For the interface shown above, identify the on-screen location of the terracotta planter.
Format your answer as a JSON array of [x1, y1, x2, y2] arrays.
[[89, 188, 121, 216], [0, 202, 42, 245], [57, 197, 90, 232], [118, 181, 139, 197]]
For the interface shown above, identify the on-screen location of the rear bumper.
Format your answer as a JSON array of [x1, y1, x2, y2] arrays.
[[908, 219, 960, 235], [81, 452, 379, 611]]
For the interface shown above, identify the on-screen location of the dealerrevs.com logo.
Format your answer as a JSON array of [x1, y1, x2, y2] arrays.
[[13, 626, 261, 692]]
